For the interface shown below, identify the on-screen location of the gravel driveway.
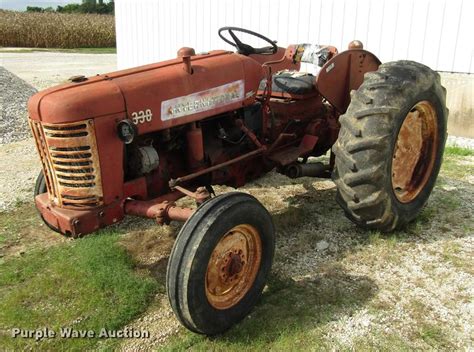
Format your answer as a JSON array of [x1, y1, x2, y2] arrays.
[[0, 67, 37, 144]]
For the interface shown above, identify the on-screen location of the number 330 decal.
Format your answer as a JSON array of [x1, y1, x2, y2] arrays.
[[131, 109, 153, 124]]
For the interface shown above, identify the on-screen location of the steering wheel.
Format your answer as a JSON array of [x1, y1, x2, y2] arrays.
[[218, 27, 278, 56]]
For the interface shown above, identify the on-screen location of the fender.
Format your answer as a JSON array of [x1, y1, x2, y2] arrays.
[[316, 49, 381, 113]]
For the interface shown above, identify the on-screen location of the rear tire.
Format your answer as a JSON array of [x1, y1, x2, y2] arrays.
[[332, 60, 448, 231], [166, 192, 275, 335]]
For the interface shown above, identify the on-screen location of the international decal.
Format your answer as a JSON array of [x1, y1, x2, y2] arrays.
[[161, 80, 245, 120]]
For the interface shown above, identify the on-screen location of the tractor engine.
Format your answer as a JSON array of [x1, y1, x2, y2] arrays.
[[123, 102, 267, 196]]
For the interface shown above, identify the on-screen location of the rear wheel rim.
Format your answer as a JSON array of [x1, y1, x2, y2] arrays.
[[205, 224, 262, 310], [391, 101, 438, 203]]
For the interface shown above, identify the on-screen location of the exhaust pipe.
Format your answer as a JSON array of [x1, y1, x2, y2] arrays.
[[286, 162, 331, 179]]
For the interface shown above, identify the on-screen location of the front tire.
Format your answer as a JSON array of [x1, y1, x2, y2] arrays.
[[34, 170, 61, 233], [166, 192, 275, 334], [332, 60, 448, 231]]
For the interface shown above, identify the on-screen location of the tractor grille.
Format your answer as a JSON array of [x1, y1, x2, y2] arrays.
[[29, 119, 103, 208]]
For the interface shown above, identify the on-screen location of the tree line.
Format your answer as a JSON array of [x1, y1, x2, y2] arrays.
[[26, 0, 114, 15]]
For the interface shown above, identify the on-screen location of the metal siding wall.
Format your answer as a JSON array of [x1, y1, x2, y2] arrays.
[[115, 0, 473, 73]]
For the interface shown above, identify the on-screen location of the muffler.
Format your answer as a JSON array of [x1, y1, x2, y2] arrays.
[[285, 162, 331, 179]]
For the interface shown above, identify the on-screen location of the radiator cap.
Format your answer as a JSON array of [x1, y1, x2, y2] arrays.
[[68, 75, 88, 83]]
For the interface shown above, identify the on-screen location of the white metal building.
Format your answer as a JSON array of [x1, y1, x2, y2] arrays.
[[115, 0, 473, 73]]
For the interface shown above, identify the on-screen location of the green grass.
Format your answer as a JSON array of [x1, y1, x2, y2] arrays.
[[442, 146, 474, 180], [417, 323, 454, 350], [444, 145, 474, 157], [0, 47, 116, 54], [441, 149, 474, 180], [441, 242, 473, 274], [0, 230, 158, 350], [352, 332, 414, 351]]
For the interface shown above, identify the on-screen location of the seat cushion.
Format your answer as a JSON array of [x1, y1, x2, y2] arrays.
[[259, 70, 315, 95]]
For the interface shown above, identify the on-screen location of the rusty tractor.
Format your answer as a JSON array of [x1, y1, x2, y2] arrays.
[[29, 27, 447, 334]]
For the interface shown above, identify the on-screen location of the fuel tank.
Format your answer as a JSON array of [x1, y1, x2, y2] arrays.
[[28, 50, 265, 133]]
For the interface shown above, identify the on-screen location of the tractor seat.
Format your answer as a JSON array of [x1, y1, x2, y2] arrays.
[[259, 70, 316, 95]]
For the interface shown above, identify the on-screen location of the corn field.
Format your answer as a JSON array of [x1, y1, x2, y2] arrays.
[[0, 10, 115, 48]]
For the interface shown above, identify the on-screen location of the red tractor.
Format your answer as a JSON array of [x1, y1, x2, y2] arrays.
[[28, 27, 447, 334]]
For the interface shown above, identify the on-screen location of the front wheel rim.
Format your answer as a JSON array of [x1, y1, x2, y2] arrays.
[[205, 224, 262, 310], [391, 100, 438, 203]]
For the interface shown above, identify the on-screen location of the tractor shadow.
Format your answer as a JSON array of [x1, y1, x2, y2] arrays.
[[117, 170, 471, 344], [209, 173, 471, 344], [119, 221, 378, 346], [213, 269, 377, 345], [263, 172, 473, 251], [118, 217, 177, 285]]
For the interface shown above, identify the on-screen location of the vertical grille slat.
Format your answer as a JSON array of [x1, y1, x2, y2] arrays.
[[29, 119, 103, 209], [29, 120, 58, 201]]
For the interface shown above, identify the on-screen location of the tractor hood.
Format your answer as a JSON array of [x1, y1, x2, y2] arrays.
[[28, 50, 265, 132], [28, 77, 125, 124]]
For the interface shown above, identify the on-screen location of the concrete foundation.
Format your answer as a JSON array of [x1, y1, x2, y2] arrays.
[[440, 73, 473, 139]]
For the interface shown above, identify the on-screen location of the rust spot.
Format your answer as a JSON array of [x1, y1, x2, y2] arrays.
[[391, 101, 438, 203], [205, 224, 262, 310]]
